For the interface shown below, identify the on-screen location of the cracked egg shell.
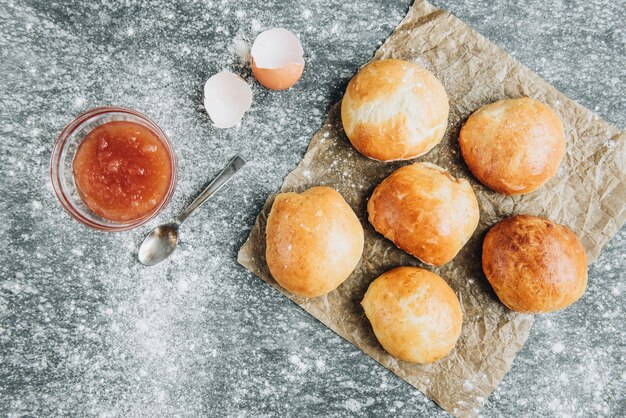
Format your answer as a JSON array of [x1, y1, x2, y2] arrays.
[[203, 71, 252, 129], [250, 28, 304, 90]]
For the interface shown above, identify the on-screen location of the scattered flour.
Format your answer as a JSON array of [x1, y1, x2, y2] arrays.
[[551, 341, 565, 353], [0, 0, 624, 417]]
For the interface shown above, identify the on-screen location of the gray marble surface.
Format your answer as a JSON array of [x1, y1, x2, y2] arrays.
[[1, 0, 624, 416]]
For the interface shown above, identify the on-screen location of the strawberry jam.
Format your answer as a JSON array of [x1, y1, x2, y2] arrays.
[[72, 121, 173, 222]]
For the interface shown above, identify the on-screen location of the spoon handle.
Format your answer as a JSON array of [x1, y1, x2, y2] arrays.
[[177, 155, 246, 224]]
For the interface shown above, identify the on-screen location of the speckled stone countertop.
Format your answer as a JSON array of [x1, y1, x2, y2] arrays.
[[1, 0, 624, 416]]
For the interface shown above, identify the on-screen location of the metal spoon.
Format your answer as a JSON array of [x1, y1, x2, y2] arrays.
[[138, 155, 246, 266]]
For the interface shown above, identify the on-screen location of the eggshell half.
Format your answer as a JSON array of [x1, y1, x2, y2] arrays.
[[250, 28, 304, 90], [203, 71, 253, 128]]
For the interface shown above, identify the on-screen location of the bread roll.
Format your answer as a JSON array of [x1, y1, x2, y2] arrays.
[[266, 186, 364, 298], [482, 215, 588, 313], [362, 267, 463, 364], [459, 97, 566, 195], [368, 162, 479, 266], [341, 59, 449, 161]]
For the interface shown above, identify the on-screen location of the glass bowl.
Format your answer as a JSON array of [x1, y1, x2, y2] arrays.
[[50, 107, 177, 231]]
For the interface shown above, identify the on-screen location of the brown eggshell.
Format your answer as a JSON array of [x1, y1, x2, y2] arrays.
[[250, 58, 304, 90]]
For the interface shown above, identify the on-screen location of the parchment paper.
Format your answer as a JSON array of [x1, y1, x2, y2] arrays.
[[237, 1, 626, 416]]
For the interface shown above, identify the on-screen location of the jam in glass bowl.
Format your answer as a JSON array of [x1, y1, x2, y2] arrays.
[[50, 107, 177, 231]]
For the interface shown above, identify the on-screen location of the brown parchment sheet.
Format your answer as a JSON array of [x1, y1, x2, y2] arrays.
[[237, 1, 626, 416]]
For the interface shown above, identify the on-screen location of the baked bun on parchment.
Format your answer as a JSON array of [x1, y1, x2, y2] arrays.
[[341, 59, 449, 161], [266, 186, 364, 298], [459, 97, 566, 195], [482, 215, 588, 313], [368, 162, 479, 266], [362, 266, 463, 364]]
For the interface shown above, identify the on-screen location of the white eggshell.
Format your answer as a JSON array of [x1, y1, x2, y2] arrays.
[[250, 28, 304, 69], [203, 71, 252, 129]]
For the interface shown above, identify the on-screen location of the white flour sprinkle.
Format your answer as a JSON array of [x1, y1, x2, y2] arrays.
[[551, 341, 565, 353]]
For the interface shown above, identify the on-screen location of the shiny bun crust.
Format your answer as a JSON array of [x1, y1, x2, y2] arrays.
[[341, 59, 449, 161], [482, 215, 588, 313], [266, 186, 364, 298], [362, 267, 463, 364], [368, 163, 479, 266], [459, 97, 566, 195]]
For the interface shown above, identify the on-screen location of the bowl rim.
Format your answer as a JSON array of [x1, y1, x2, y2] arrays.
[[50, 106, 177, 232]]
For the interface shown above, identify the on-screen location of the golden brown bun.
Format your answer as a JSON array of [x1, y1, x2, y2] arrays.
[[266, 186, 364, 298], [482, 215, 588, 313], [459, 97, 566, 195], [362, 267, 463, 364], [341, 59, 449, 161], [368, 163, 479, 266]]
